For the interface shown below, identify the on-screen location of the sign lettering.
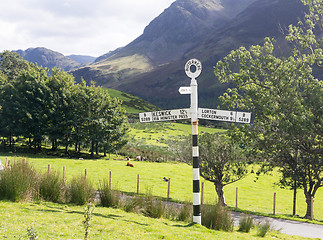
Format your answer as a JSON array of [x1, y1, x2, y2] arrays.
[[139, 109, 191, 123]]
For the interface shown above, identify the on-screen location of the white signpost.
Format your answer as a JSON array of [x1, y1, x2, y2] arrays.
[[139, 59, 251, 224]]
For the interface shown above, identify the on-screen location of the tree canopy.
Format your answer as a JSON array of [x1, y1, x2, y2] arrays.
[[0, 52, 129, 156], [214, 0, 322, 219]]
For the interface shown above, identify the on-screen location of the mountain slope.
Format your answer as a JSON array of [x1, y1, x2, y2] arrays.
[[112, 0, 308, 108], [16, 47, 82, 72], [71, 0, 257, 87]]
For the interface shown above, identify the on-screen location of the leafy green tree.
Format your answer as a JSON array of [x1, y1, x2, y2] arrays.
[[214, 0, 322, 218], [0, 51, 27, 82], [12, 63, 50, 149], [47, 68, 76, 151], [169, 133, 249, 206]]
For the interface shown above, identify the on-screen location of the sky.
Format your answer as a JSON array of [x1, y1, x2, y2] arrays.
[[0, 0, 176, 57]]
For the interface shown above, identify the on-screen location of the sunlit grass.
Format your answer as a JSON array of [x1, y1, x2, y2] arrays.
[[0, 201, 311, 240]]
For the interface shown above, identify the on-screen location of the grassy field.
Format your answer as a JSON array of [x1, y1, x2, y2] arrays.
[[2, 153, 322, 224], [128, 122, 226, 146], [0, 201, 313, 240]]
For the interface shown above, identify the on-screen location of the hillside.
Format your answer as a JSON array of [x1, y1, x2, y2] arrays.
[[111, 0, 308, 108], [107, 88, 161, 114], [71, 0, 309, 108], [71, 0, 257, 90], [15, 47, 94, 71]]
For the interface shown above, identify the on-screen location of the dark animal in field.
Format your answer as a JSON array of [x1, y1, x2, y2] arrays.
[[126, 162, 134, 167]]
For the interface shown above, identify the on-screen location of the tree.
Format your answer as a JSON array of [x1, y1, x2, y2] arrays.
[[214, 0, 322, 219], [169, 133, 249, 206], [0, 51, 27, 81]]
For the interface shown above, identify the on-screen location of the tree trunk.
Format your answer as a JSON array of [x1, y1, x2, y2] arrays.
[[293, 180, 297, 216], [304, 193, 314, 219], [214, 182, 226, 206]]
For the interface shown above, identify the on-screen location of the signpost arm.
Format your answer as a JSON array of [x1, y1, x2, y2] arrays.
[[191, 77, 201, 224]]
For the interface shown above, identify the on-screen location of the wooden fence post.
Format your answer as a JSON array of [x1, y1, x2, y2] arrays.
[[137, 174, 140, 194], [4, 157, 7, 169], [109, 171, 112, 189], [236, 187, 238, 210], [167, 178, 171, 200], [84, 169, 87, 182], [201, 182, 204, 205], [63, 166, 66, 184], [273, 192, 276, 215], [47, 164, 51, 178]]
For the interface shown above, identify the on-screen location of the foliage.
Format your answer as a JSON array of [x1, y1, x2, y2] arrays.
[[83, 203, 95, 240], [38, 170, 63, 203], [255, 220, 272, 237], [66, 174, 94, 205], [201, 203, 234, 232], [26, 226, 38, 240], [0, 54, 129, 155], [0, 160, 37, 201], [214, 0, 322, 219], [170, 133, 250, 206], [238, 214, 254, 233], [98, 180, 121, 208]]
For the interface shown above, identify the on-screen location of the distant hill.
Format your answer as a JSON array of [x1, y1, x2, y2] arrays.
[[67, 55, 96, 65], [15, 47, 95, 72]]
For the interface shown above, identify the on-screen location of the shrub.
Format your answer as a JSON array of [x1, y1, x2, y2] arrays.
[[38, 170, 63, 203], [142, 193, 165, 219], [256, 220, 272, 237], [176, 202, 192, 222], [201, 204, 234, 232], [238, 214, 254, 233], [0, 160, 37, 201], [66, 175, 94, 205], [98, 180, 121, 208]]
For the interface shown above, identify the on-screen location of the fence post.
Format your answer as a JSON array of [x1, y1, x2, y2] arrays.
[[236, 187, 238, 210], [137, 174, 140, 194], [109, 171, 112, 189], [201, 182, 204, 205], [47, 164, 51, 178], [63, 166, 66, 184], [4, 157, 7, 169], [84, 169, 87, 182], [167, 178, 171, 200], [273, 192, 276, 215]]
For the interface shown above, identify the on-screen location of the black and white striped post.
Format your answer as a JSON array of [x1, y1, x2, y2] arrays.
[[185, 59, 202, 224]]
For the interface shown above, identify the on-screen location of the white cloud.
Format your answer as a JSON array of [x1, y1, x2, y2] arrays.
[[0, 0, 175, 57]]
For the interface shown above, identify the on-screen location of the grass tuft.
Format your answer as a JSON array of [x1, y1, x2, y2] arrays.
[[201, 203, 234, 232]]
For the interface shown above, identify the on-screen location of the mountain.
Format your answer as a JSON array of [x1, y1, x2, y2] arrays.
[[71, 0, 308, 109], [71, 0, 257, 87], [67, 55, 96, 65], [15, 47, 85, 72]]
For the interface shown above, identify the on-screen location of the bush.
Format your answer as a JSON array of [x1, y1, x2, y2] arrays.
[[201, 204, 234, 232], [143, 194, 165, 218], [238, 214, 254, 233], [0, 160, 37, 201], [66, 175, 94, 205], [256, 220, 272, 237], [98, 180, 120, 208], [38, 170, 63, 203], [175, 202, 192, 222]]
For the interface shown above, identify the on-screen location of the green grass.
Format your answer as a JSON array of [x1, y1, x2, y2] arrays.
[[107, 88, 161, 114], [128, 122, 226, 146], [0, 201, 312, 240], [2, 154, 322, 223]]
